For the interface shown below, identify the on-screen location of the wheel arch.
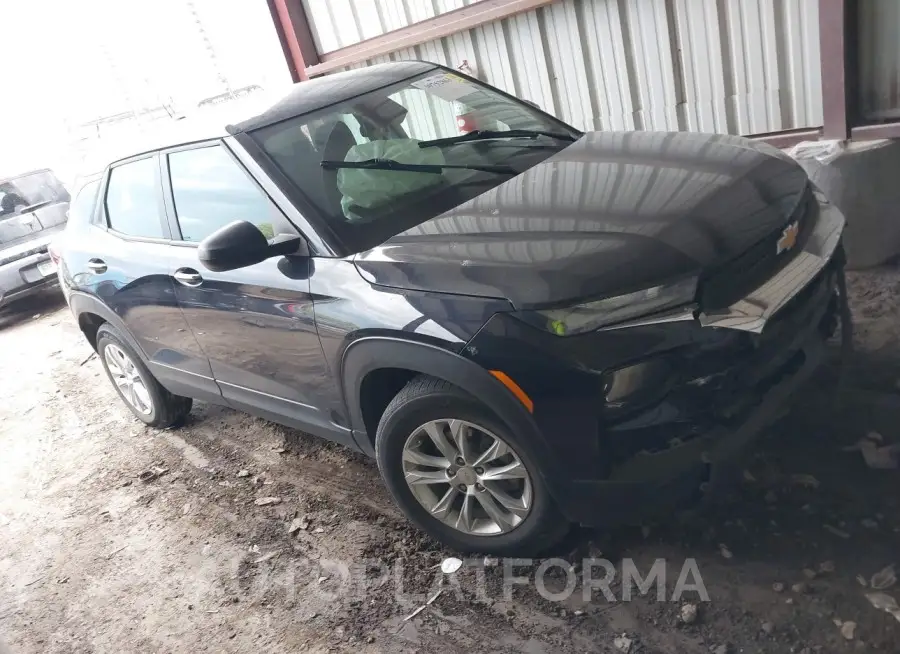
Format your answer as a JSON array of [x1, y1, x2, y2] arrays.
[[69, 291, 147, 360], [77, 311, 105, 351], [340, 337, 564, 493]]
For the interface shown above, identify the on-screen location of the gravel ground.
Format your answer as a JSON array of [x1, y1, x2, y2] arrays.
[[2, 267, 900, 653]]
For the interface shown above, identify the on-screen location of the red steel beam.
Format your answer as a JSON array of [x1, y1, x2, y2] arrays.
[[305, 0, 558, 77], [819, 0, 849, 140], [267, 0, 319, 82]]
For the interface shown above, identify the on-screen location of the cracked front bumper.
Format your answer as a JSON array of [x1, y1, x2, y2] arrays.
[[562, 198, 846, 527]]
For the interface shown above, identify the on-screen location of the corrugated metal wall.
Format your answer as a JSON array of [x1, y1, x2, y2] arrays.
[[304, 0, 470, 52], [859, 0, 900, 120], [303, 0, 823, 135]]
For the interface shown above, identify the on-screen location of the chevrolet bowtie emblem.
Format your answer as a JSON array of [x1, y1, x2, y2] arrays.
[[777, 221, 799, 254]]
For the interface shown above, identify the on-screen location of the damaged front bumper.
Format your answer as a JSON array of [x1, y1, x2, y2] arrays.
[[566, 195, 847, 527]]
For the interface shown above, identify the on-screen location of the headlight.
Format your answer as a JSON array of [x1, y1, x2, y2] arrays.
[[520, 278, 697, 336]]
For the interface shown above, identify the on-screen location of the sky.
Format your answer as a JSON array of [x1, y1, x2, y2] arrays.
[[0, 0, 291, 180]]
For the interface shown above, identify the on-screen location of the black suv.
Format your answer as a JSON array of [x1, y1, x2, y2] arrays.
[[58, 62, 846, 554]]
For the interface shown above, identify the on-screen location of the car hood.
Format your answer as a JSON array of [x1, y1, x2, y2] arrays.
[[353, 131, 809, 309]]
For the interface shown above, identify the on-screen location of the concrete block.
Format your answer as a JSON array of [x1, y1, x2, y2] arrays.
[[789, 139, 900, 269]]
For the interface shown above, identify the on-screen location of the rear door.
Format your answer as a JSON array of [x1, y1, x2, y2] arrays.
[[73, 154, 220, 402], [160, 141, 349, 445]]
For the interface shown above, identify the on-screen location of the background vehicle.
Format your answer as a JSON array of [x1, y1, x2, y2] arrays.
[[0, 169, 70, 310], [57, 62, 846, 555]]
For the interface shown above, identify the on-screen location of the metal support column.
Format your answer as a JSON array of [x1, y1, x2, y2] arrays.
[[819, 0, 850, 140], [266, 0, 319, 82]]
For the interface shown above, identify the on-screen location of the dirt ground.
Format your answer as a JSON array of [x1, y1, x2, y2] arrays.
[[2, 268, 900, 654]]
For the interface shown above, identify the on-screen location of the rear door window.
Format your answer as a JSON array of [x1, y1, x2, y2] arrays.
[[167, 145, 293, 242], [105, 157, 167, 239]]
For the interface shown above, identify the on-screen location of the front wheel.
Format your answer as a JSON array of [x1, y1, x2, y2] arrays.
[[375, 375, 569, 555], [96, 324, 192, 428]]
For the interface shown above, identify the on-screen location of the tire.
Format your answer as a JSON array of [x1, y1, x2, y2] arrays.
[[96, 323, 193, 428], [375, 375, 569, 555]]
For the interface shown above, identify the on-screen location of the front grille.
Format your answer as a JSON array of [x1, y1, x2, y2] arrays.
[[0, 243, 48, 268], [699, 186, 817, 310]]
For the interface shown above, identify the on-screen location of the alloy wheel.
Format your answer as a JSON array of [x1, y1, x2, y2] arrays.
[[402, 419, 533, 536], [104, 344, 153, 416]]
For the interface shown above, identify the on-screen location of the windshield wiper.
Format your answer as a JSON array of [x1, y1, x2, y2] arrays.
[[321, 158, 516, 175], [418, 129, 578, 149]]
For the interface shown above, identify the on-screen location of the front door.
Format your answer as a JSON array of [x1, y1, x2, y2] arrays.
[[161, 142, 351, 446]]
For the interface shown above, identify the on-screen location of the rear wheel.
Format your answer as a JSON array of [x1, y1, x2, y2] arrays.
[[96, 324, 192, 428], [375, 375, 569, 555]]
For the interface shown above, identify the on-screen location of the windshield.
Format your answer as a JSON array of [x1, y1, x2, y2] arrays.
[[250, 70, 581, 253], [0, 170, 69, 218]]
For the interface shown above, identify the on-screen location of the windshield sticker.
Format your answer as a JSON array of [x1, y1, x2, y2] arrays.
[[411, 73, 478, 102]]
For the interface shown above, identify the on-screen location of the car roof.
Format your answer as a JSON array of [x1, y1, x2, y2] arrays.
[[69, 171, 105, 195], [229, 61, 437, 133], [99, 61, 438, 170], [100, 117, 231, 168]]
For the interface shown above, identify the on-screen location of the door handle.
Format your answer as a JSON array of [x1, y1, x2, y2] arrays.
[[174, 268, 203, 287], [87, 258, 107, 273]]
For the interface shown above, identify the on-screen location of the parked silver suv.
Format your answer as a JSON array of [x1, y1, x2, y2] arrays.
[[0, 169, 70, 309]]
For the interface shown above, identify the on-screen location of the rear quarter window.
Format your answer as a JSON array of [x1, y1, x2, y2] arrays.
[[70, 180, 101, 224]]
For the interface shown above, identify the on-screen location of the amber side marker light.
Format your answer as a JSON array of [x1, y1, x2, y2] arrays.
[[489, 370, 534, 413]]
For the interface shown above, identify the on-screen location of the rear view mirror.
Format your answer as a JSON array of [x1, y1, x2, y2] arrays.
[[198, 220, 305, 272]]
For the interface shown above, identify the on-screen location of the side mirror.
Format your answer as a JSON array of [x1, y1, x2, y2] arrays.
[[198, 220, 306, 272]]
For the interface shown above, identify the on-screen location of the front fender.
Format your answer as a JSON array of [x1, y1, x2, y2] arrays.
[[339, 336, 566, 500]]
